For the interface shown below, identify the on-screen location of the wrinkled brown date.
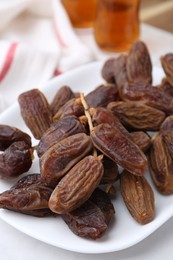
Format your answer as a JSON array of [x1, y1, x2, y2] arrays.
[[85, 84, 119, 108], [89, 107, 129, 136], [158, 78, 173, 97], [108, 101, 166, 131], [62, 188, 115, 239], [149, 132, 173, 194], [129, 131, 151, 153], [112, 54, 129, 89], [0, 174, 54, 217], [160, 53, 173, 86], [50, 86, 75, 116], [37, 116, 86, 157], [18, 89, 53, 139], [160, 115, 173, 133], [0, 124, 31, 151], [0, 141, 33, 179], [53, 98, 84, 121], [40, 133, 93, 187], [126, 41, 152, 84], [49, 155, 104, 214], [120, 170, 155, 224], [101, 55, 129, 89], [120, 82, 173, 115], [91, 123, 148, 176]]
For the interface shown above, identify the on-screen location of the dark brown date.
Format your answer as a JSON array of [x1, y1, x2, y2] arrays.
[[89, 107, 129, 136], [18, 89, 53, 139], [0, 174, 54, 217], [160, 115, 173, 133], [126, 41, 152, 84], [120, 82, 173, 115], [50, 86, 75, 115], [108, 101, 165, 131], [160, 53, 173, 86], [37, 116, 86, 157], [85, 84, 119, 108], [149, 132, 173, 194], [101, 58, 117, 83], [91, 123, 148, 176], [113, 54, 129, 89], [40, 133, 93, 187], [49, 155, 103, 214], [0, 141, 33, 179], [129, 131, 151, 153], [0, 124, 31, 151], [53, 98, 84, 121], [62, 188, 115, 239]]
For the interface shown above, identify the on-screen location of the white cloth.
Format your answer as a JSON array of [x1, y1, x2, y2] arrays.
[[0, 0, 95, 111]]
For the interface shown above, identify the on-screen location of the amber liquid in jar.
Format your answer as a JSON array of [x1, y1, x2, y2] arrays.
[[94, 0, 140, 52], [61, 0, 97, 28]]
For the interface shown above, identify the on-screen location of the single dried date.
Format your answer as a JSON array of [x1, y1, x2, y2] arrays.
[[149, 132, 173, 194], [160, 53, 173, 86], [0, 141, 33, 179], [120, 170, 155, 224], [0, 124, 31, 151], [126, 41, 152, 84], [108, 101, 165, 131], [62, 188, 115, 239], [0, 174, 54, 217], [40, 133, 93, 187], [50, 86, 75, 116], [49, 155, 104, 214], [101, 58, 117, 83], [53, 98, 84, 121], [85, 84, 119, 108], [18, 89, 52, 139], [113, 54, 129, 89], [91, 123, 148, 176], [129, 131, 151, 153], [37, 116, 86, 157]]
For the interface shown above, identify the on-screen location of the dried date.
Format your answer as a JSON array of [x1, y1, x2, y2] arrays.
[[85, 84, 119, 108], [0, 124, 31, 151], [149, 132, 173, 194], [40, 133, 93, 187], [50, 86, 75, 115], [120, 170, 155, 224], [37, 116, 86, 157], [120, 82, 173, 115], [53, 98, 84, 121], [129, 131, 151, 153], [126, 41, 152, 84], [108, 101, 165, 131], [18, 89, 52, 139], [49, 155, 104, 214], [0, 174, 54, 217], [62, 188, 115, 239], [91, 123, 148, 176], [0, 141, 33, 179], [160, 53, 173, 86]]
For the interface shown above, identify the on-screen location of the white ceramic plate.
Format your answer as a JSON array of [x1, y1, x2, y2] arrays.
[[0, 61, 171, 254]]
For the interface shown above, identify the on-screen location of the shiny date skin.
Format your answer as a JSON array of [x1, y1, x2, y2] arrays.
[[0, 124, 31, 151], [0, 141, 33, 179], [0, 174, 54, 217], [37, 115, 86, 157]]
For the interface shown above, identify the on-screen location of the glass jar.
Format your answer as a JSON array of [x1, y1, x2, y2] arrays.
[[61, 0, 97, 28], [94, 0, 140, 52]]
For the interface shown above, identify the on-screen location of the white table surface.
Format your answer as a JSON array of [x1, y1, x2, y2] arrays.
[[1, 23, 173, 260]]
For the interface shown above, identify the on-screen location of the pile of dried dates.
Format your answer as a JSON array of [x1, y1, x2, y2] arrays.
[[0, 40, 173, 240]]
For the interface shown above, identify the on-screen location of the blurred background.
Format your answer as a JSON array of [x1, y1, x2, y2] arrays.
[[141, 0, 173, 33]]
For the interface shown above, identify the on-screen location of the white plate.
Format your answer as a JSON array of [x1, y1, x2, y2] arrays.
[[0, 61, 171, 254]]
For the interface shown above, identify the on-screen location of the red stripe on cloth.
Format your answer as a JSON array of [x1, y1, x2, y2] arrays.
[[0, 43, 18, 82], [54, 69, 63, 77], [53, 19, 68, 48]]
